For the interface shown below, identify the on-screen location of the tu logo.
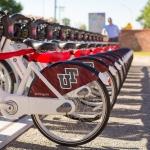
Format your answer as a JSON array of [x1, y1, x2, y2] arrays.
[[57, 68, 79, 89]]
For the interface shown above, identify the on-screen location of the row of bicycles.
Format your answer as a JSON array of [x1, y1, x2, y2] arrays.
[[0, 11, 133, 146]]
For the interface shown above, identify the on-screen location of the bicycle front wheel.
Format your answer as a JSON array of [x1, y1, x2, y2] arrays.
[[29, 61, 110, 146], [0, 61, 15, 93]]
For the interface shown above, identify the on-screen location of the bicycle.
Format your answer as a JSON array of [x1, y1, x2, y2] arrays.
[[0, 47, 110, 146], [0, 13, 117, 109], [0, 12, 134, 147]]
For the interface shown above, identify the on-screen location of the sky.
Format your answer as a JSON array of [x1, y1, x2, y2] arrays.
[[16, 0, 148, 29]]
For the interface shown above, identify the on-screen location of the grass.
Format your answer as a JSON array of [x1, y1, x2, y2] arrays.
[[134, 51, 150, 56]]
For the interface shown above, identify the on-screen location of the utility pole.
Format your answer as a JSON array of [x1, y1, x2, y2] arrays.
[[43, 0, 46, 17], [54, 0, 57, 22]]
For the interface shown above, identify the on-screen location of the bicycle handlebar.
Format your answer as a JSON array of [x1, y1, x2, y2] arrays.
[[0, 12, 104, 42], [29, 19, 48, 39], [9, 14, 30, 22], [2, 14, 31, 40]]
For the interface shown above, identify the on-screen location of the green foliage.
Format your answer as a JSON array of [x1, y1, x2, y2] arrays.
[[137, 0, 150, 28], [0, 0, 23, 14], [62, 18, 70, 26]]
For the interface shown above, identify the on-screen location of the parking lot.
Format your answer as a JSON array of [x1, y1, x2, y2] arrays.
[[1, 54, 150, 150]]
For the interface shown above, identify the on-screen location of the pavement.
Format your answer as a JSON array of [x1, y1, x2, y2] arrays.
[[2, 54, 150, 150]]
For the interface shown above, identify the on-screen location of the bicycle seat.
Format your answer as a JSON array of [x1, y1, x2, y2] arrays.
[[51, 40, 76, 50], [59, 42, 76, 50], [24, 39, 57, 51], [88, 43, 96, 48], [76, 43, 88, 49]]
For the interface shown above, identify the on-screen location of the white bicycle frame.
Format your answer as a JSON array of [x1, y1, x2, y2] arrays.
[[1, 38, 114, 121], [1, 37, 129, 86], [0, 37, 38, 90], [0, 37, 133, 120], [0, 49, 75, 121], [1, 36, 133, 86], [0, 37, 111, 92], [0, 37, 132, 99]]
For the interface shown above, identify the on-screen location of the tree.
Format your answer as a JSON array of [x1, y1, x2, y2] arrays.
[[137, 0, 150, 28], [79, 24, 87, 30], [62, 18, 70, 26], [0, 0, 23, 14]]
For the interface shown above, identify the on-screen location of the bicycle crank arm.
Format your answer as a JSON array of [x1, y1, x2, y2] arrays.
[[1, 96, 75, 120]]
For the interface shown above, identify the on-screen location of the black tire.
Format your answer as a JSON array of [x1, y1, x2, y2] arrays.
[[0, 61, 16, 93], [112, 66, 122, 92], [107, 71, 117, 108], [72, 56, 118, 108]]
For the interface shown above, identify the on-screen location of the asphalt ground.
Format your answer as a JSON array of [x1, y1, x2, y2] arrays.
[[3, 54, 150, 150]]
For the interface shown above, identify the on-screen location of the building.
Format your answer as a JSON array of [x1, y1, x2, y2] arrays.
[[89, 13, 105, 33]]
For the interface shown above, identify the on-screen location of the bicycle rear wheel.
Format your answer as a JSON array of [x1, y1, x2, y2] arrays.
[[29, 61, 110, 146], [73, 57, 117, 107]]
